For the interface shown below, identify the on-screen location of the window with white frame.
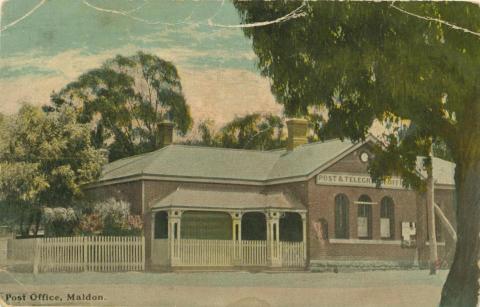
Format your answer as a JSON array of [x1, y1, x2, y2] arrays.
[[357, 195, 373, 239]]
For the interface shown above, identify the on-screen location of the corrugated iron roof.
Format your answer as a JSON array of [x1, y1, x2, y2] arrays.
[[151, 185, 306, 211], [98, 138, 455, 186]]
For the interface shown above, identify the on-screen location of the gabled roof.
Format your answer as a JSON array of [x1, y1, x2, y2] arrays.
[[151, 185, 306, 211], [99, 138, 355, 184]]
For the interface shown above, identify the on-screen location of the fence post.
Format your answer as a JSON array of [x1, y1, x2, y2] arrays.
[[33, 238, 40, 275], [83, 237, 88, 272], [141, 236, 145, 271]]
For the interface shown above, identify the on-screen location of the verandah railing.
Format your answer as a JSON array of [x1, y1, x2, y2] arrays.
[[170, 239, 304, 268]]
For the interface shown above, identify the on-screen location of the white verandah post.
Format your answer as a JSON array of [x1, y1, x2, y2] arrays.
[[150, 211, 155, 263], [300, 212, 307, 265], [267, 210, 281, 267], [168, 209, 182, 266], [230, 211, 243, 265]]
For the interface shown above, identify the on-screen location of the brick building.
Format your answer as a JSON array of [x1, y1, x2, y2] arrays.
[[86, 120, 456, 271]]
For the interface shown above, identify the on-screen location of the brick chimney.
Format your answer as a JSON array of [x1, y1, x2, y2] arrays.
[[286, 118, 308, 151], [157, 121, 174, 147]]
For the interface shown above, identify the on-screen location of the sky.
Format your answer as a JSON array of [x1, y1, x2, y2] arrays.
[[0, 0, 282, 127]]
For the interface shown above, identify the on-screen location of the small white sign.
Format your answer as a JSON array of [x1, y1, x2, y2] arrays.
[[401, 221, 416, 241], [357, 217, 368, 237], [316, 172, 404, 189], [380, 218, 391, 238]]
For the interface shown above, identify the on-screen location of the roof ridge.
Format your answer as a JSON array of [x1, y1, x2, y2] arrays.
[[298, 137, 349, 148], [168, 144, 283, 155]]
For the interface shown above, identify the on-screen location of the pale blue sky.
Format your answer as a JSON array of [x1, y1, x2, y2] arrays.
[[0, 0, 282, 125]]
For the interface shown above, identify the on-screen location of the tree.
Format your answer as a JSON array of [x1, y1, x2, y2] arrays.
[[48, 51, 192, 161], [186, 111, 340, 150], [234, 2, 479, 306], [184, 113, 285, 150], [0, 104, 106, 236]]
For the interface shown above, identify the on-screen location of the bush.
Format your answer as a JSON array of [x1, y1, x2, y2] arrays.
[[78, 198, 143, 236], [42, 207, 78, 237]]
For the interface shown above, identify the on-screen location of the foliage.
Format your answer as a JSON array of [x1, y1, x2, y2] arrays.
[[234, 2, 480, 306], [48, 51, 193, 161], [78, 198, 143, 236], [184, 113, 285, 150], [42, 207, 78, 237], [0, 104, 106, 236], [184, 112, 339, 150]]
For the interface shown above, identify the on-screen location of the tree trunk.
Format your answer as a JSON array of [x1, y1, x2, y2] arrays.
[[440, 157, 480, 307]]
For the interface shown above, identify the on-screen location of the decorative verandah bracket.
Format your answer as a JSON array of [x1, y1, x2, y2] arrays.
[[229, 211, 243, 265], [266, 210, 281, 267]]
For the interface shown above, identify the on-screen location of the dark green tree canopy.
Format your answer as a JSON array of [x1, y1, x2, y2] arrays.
[[185, 112, 335, 150], [48, 51, 192, 161], [185, 113, 285, 150], [0, 104, 106, 235], [235, 2, 479, 173], [234, 2, 479, 306]]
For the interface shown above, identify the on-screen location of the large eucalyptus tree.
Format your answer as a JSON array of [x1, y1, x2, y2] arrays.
[[49, 51, 192, 161], [234, 2, 480, 306]]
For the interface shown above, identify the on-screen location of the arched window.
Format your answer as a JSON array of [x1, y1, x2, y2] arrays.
[[334, 194, 349, 239], [357, 195, 373, 239], [380, 197, 395, 239]]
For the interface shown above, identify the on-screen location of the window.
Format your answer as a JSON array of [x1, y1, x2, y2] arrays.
[[335, 194, 349, 239], [357, 195, 372, 239], [380, 197, 395, 239]]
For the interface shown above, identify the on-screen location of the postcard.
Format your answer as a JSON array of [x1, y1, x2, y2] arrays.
[[1, 1, 479, 307]]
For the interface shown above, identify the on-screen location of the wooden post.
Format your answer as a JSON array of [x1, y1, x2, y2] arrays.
[[168, 209, 182, 266], [267, 211, 281, 267], [427, 143, 438, 275], [230, 211, 242, 265], [141, 236, 145, 271], [33, 238, 40, 275], [150, 212, 155, 267], [301, 212, 307, 264], [434, 203, 457, 242], [83, 237, 88, 272]]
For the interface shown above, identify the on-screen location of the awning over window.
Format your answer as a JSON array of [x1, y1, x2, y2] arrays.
[[151, 186, 306, 212]]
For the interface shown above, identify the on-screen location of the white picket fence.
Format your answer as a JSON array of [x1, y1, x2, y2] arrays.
[[281, 241, 305, 268], [8, 237, 304, 271], [241, 240, 268, 266], [8, 236, 145, 273], [171, 239, 303, 267], [178, 239, 235, 266]]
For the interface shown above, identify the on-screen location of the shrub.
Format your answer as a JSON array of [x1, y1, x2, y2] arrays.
[[78, 198, 143, 236]]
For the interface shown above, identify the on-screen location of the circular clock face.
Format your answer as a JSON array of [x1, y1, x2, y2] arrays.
[[360, 152, 369, 162]]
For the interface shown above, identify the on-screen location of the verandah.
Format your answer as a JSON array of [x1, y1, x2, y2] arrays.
[[150, 209, 307, 269]]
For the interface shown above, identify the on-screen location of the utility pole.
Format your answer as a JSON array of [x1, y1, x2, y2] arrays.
[[427, 142, 438, 275]]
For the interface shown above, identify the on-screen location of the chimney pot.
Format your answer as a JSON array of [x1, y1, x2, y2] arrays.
[[286, 118, 308, 150]]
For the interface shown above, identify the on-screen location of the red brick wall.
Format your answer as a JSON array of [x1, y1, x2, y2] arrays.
[[307, 143, 421, 262]]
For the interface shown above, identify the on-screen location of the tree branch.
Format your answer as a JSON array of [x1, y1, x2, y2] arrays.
[[390, 3, 480, 39], [0, 0, 46, 33], [208, 3, 307, 28], [83, 0, 307, 29]]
